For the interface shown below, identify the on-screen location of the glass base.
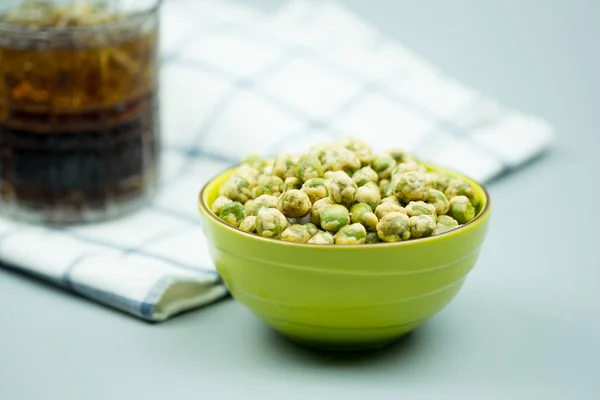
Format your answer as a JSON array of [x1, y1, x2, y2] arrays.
[[0, 187, 156, 226]]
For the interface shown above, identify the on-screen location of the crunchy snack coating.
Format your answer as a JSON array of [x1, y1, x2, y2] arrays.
[[378, 179, 392, 197], [219, 201, 245, 227], [448, 195, 476, 224], [334, 223, 367, 245], [307, 231, 334, 244], [310, 197, 333, 226], [393, 171, 429, 203], [235, 164, 260, 186], [296, 154, 323, 181], [374, 202, 407, 219], [327, 171, 358, 206], [409, 215, 436, 238], [321, 147, 361, 174], [219, 175, 252, 203], [352, 166, 379, 187], [273, 153, 299, 180], [256, 208, 289, 238], [391, 162, 426, 180], [376, 212, 410, 242], [380, 195, 400, 205], [427, 172, 452, 192], [445, 178, 479, 206], [350, 203, 379, 231], [211, 196, 232, 215], [281, 224, 311, 243], [335, 138, 373, 166], [283, 177, 302, 192], [427, 189, 450, 215], [254, 175, 284, 197], [301, 178, 329, 204], [355, 182, 381, 211], [365, 231, 380, 244], [320, 204, 351, 233], [251, 194, 279, 215], [239, 216, 257, 233], [435, 215, 459, 235], [371, 153, 397, 179], [405, 201, 437, 217], [303, 223, 319, 237], [278, 189, 312, 218]]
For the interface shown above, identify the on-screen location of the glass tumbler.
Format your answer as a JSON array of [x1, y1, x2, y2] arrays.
[[0, 0, 162, 224]]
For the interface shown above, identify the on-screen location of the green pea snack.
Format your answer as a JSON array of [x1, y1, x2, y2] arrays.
[[409, 215, 436, 239], [219, 202, 245, 227], [281, 224, 311, 243], [376, 212, 410, 242], [211, 137, 481, 244], [239, 216, 257, 233], [334, 223, 367, 245], [256, 208, 289, 238], [435, 215, 460, 235], [350, 203, 378, 231], [307, 231, 335, 244], [301, 178, 329, 204], [320, 204, 351, 233], [278, 189, 311, 218], [327, 171, 358, 206], [448, 195, 476, 224]]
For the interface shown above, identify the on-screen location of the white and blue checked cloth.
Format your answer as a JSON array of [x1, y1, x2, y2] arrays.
[[0, 0, 554, 321]]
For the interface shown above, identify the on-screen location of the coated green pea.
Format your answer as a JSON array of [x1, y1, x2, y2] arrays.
[[393, 171, 429, 203], [273, 153, 299, 180], [448, 195, 476, 224], [445, 178, 479, 206], [409, 215, 436, 238], [320, 204, 351, 232], [350, 203, 379, 231], [374, 202, 407, 219], [371, 153, 397, 179], [310, 197, 333, 226], [239, 216, 257, 233], [434, 215, 459, 235], [280, 224, 311, 243], [355, 182, 381, 211], [405, 201, 437, 217], [283, 177, 302, 192], [352, 166, 379, 187], [303, 223, 319, 237], [278, 189, 312, 218], [254, 175, 284, 197], [301, 178, 329, 204], [219, 201, 245, 227], [376, 212, 410, 242], [327, 171, 358, 206], [427, 189, 450, 215], [307, 231, 334, 244], [334, 223, 367, 245], [256, 208, 289, 238], [211, 196, 232, 215], [296, 154, 323, 181], [365, 231, 380, 244], [218, 175, 252, 203]]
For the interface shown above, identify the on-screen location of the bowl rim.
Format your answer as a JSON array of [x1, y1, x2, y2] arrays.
[[198, 163, 492, 249]]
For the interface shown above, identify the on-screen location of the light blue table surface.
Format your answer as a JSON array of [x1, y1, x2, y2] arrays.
[[1, 1, 599, 399]]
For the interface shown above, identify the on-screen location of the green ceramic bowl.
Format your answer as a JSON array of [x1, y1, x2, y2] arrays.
[[198, 163, 491, 351]]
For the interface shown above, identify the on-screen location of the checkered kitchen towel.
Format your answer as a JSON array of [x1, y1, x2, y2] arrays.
[[0, 0, 554, 321]]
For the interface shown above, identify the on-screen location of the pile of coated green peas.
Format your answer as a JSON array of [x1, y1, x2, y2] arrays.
[[211, 138, 479, 245]]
